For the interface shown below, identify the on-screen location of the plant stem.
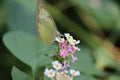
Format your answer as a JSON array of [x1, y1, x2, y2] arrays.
[[32, 66, 36, 80]]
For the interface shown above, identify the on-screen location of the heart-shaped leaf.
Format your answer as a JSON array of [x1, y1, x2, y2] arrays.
[[3, 31, 58, 71]]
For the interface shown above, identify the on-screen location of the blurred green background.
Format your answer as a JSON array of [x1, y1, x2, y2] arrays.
[[0, 0, 120, 80]]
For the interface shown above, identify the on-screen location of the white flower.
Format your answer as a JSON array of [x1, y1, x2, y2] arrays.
[[55, 37, 65, 43], [52, 61, 62, 70], [73, 40, 80, 44], [74, 46, 81, 51], [44, 68, 55, 78], [70, 39, 80, 45], [64, 33, 73, 41], [70, 69, 80, 76]]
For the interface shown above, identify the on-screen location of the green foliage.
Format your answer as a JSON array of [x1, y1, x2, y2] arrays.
[[74, 74, 97, 80], [6, 0, 36, 34], [3, 31, 55, 68], [69, 0, 119, 30], [107, 75, 120, 80], [3, 31, 58, 79], [94, 47, 120, 71], [11, 66, 31, 80], [71, 46, 106, 76], [0, 11, 5, 27]]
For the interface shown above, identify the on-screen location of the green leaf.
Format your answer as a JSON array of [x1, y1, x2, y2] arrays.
[[107, 75, 120, 80], [0, 11, 5, 27], [70, 0, 120, 30], [70, 45, 106, 76], [75, 74, 97, 80], [11, 66, 31, 80], [44, 76, 49, 80], [94, 47, 120, 71], [3, 31, 57, 70], [6, 0, 36, 34]]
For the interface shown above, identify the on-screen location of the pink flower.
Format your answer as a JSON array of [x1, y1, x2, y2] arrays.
[[71, 55, 77, 63], [60, 49, 68, 58], [61, 61, 70, 71], [59, 41, 67, 48], [68, 45, 76, 54]]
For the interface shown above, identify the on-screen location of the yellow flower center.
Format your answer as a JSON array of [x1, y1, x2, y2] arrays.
[[73, 40, 76, 44], [72, 72, 76, 75], [67, 36, 71, 40], [55, 64, 59, 68], [48, 71, 53, 76]]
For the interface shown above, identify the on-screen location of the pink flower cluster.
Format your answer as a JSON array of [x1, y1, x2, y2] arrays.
[[45, 33, 81, 80], [55, 33, 81, 63]]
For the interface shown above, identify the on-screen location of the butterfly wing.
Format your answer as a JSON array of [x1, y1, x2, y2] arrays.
[[37, 3, 57, 44]]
